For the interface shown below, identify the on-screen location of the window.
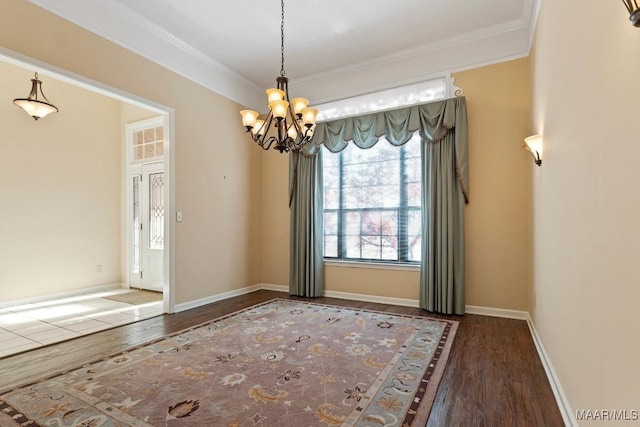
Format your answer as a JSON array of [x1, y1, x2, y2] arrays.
[[130, 119, 164, 162], [323, 134, 422, 263]]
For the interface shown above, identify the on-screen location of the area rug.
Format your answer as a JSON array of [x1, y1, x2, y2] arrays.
[[103, 290, 163, 305], [0, 299, 458, 426]]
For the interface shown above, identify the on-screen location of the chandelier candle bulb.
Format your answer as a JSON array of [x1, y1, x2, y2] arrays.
[[240, 110, 259, 129], [253, 119, 266, 137], [266, 88, 285, 104], [270, 100, 289, 119], [302, 107, 319, 126], [291, 97, 309, 116]]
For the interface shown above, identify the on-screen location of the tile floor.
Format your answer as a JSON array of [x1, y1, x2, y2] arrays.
[[0, 289, 163, 358]]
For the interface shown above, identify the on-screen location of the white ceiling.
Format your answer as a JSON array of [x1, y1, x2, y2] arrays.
[[29, 0, 540, 110]]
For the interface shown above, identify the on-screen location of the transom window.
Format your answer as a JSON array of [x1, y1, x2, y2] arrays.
[[130, 121, 164, 162], [322, 134, 422, 263]]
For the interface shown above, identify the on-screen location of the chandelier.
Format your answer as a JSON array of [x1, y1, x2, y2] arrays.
[[13, 72, 59, 121], [623, 0, 640, 26], [239, 0, 318, 153]]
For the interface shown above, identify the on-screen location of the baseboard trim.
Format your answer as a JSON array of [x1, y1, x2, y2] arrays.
[[255, 284, 533, 318], [173, 284, 263, 313], [256, 284, 421, 308], [259, 283, 288, 293], [324, 290, 421, 308], [526, 314, 577, 427], [465, 305, 529, 320], [0, 283, 123, 309], [257, 285, 531, 318]]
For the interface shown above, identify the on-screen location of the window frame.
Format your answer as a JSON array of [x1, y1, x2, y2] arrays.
[[322, 137, 422, 265], [317, 76, 455, 267], [127, 116, 165, 164]]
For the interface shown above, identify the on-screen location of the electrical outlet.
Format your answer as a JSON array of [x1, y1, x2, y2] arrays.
[[177, 211, 183, 222], [96, 264, 102, 273]]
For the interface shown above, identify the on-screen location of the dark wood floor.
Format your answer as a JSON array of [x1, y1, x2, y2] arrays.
[[0, 290, 564, 426]]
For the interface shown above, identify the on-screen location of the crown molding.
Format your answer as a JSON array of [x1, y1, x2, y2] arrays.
[[293, 21, 532, 104], [28, 0, 540, 108], [28, 0, 264, 108], [295, 17, 528, 88]]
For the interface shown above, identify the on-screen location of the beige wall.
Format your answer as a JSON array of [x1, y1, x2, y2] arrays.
[[1, 0, 261, 305], [0, 61, 121, 301], [454, 58, 532, 311], [531, 1, 640, 421], [260, 152, 288, 285], [261, 58, 532, 311]]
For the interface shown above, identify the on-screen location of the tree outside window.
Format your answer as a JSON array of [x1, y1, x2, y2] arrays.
[[322, 134, 421, 263]]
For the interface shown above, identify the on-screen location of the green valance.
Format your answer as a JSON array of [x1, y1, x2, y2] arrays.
[[310, 96, 469, 203]]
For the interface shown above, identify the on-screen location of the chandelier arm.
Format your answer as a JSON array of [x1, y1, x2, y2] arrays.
[[251, 111, 274, 144], [28, 81, 39, 100], [38, 83, 54, 104], [262, 136, 278, 151], [276, 118, 285, 146], [287, 104, 303, 132]]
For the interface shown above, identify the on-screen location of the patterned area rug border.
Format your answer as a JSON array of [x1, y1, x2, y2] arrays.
[[0, 298, 459, 426]]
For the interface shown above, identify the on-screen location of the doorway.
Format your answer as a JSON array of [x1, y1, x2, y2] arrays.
[[127, 118, 166, 294], [0, 50, 174, 314]]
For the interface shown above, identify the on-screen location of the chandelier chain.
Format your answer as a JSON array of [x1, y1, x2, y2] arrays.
[[280, 0, 285, 76]]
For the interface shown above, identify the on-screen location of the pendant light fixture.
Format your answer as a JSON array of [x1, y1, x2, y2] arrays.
[[13, 72, 59, 120], [239, 0, 318, 153]]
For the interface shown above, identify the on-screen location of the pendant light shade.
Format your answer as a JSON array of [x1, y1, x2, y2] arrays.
[[13, 72, 59, 121], [523, 134, 543, 166]]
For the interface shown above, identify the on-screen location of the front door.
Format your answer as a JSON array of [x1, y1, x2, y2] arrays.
[[129, 162, 164, 291]]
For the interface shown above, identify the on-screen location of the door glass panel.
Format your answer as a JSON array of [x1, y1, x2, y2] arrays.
[[149, 172, 165, 250], [132, 175, 141, 274]]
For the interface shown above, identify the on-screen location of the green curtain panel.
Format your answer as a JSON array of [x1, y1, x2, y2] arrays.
[[289, 146, 324, 297], [420, 129, 466, 314], [309, 97, 469, 314]]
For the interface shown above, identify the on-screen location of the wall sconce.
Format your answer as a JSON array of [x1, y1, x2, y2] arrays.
[[623, 1, 640, 26], [13, 72, 59, 121], [523, 134, 542, 166]]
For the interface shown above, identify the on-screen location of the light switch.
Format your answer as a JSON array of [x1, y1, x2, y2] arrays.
[[176, 211, 183, 222]]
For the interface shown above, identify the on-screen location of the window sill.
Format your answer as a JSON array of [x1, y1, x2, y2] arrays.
[[323, 260, 420, 272]]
